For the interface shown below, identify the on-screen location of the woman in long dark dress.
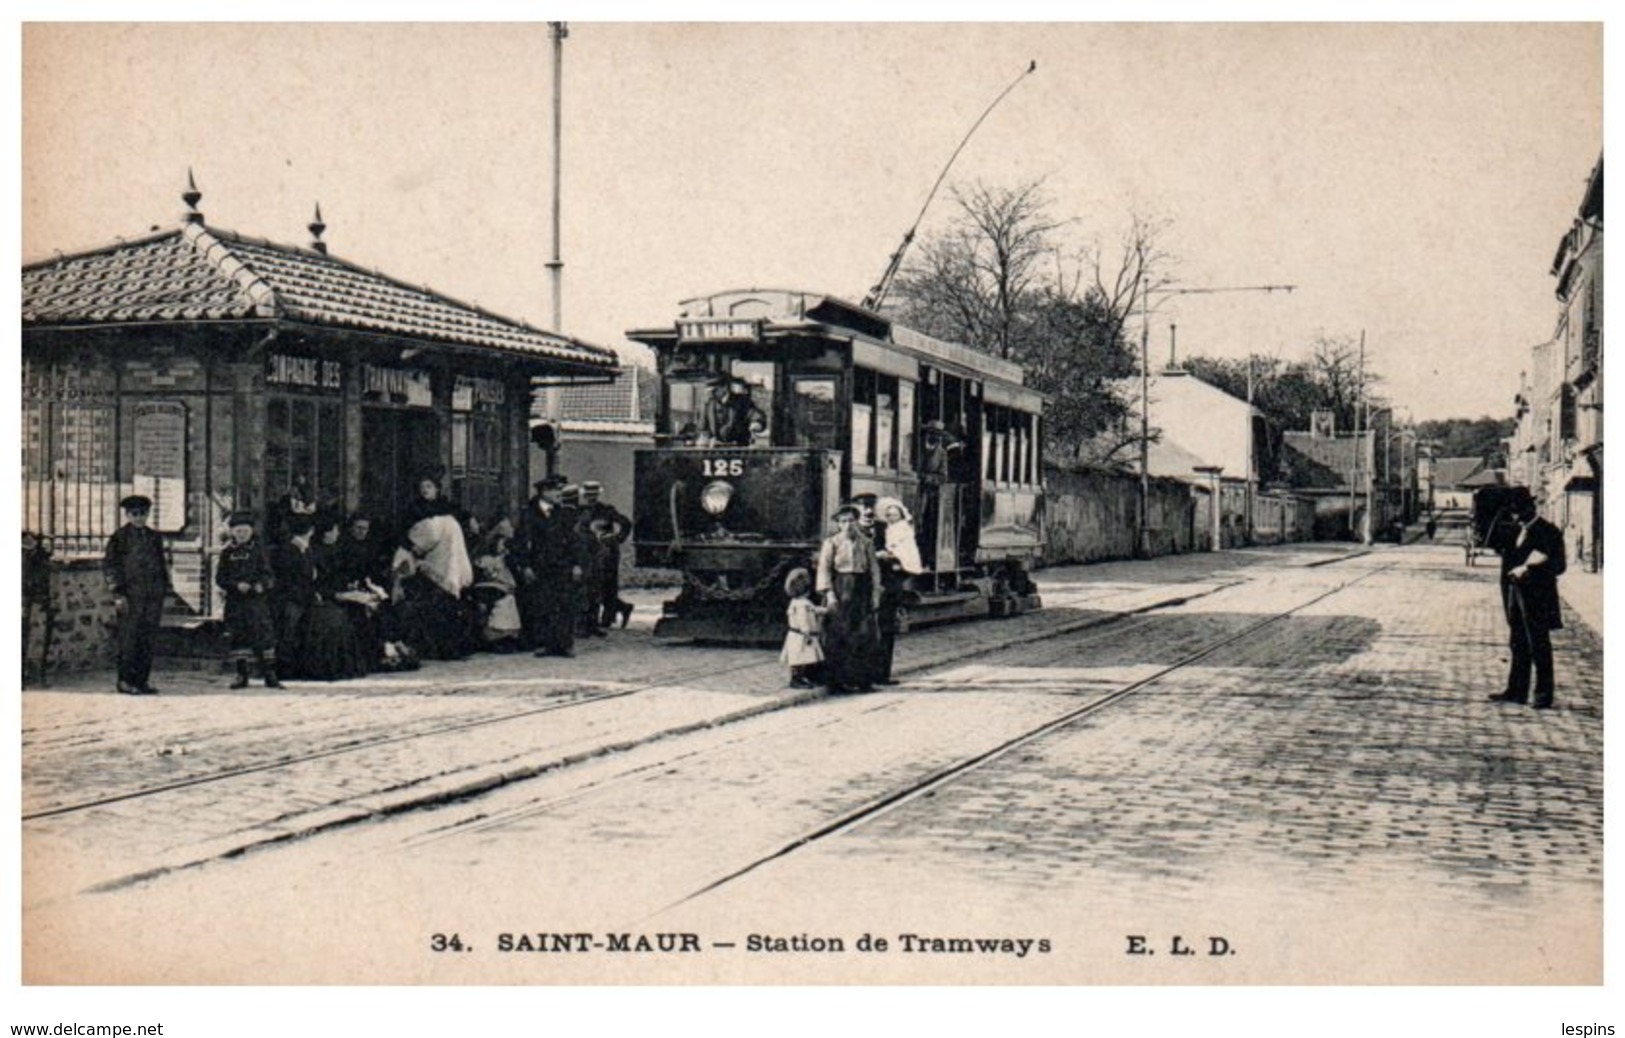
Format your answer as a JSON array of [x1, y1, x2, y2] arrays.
[[301, 513, 369, 680]]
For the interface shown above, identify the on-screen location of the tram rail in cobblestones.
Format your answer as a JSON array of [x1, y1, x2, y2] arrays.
[[21, 654, 791, 822], [666, 562, 1394, 912], [26, 553, 1380, 900]]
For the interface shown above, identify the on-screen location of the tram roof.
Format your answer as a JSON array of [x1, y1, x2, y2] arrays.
[[23, 222, 618, 373], [627, 288, 1029, 387]]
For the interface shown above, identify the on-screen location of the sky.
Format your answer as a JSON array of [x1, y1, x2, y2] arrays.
[[16, 17, 1602, 425], [4, 9, 1618, 1028]]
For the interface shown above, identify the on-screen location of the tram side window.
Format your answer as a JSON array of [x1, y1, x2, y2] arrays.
[[790, 376, 842, 451], [852, 368, 875, 468], [898, 380, 915, 472], [852, 367, 903, 471], [982, 404, 1040, 486], [875, 374, 897, 470]]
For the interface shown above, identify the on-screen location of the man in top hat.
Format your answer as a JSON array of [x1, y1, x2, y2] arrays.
[[579, 480, 634, 629], [103, 494, 172, 695], [815, 503, 882, 693], [521, 474, 589, 657], [1488, 488, 1567, 710]]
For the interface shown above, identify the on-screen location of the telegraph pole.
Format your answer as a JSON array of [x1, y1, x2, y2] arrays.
[[1136, 280, 1295, 559], [547, 21, 568, 333]]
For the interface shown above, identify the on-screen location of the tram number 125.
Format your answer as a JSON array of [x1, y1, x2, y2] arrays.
[[702, 458, 745, 477]]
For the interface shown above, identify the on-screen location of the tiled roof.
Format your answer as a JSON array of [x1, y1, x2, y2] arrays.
[[1280, 431, 1367, 490], [22, 222, 616, 370], [1432, 457, 1486, 488], [553, 366, 640, 422]]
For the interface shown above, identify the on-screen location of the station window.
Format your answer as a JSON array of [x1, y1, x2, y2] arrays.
[[266, 396, 343, 506], [22, 395, 118, 556]]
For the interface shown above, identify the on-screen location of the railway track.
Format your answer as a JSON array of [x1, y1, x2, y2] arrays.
[[21, 652, 787, 822], [26, 552, 1379, 900], [662, 561, 1392, 913]]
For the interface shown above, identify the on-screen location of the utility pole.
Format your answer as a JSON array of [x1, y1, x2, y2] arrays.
[[1135, 280, 1295, 559], [547, 21, 568, 333]]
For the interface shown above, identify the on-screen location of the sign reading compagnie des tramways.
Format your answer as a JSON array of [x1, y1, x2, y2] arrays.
[[266, 352, 343, 392]]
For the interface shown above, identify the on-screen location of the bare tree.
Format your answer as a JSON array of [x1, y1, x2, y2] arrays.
[[891, 178, 1175, 465]]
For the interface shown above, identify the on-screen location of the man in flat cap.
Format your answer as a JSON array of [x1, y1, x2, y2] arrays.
[[815, 503, 882, 693], [103, 494, 171, 695]]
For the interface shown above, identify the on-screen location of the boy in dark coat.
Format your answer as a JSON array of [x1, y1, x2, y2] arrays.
[[102, 494, 171, 695], [215, 511, 281, 688]]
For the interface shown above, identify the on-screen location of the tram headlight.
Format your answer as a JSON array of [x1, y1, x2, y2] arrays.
[[700, 480, 734, 516]]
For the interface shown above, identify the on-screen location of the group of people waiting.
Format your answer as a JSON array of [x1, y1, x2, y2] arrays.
[[782, 494, 924, 694], [212, 473, 633, 689]]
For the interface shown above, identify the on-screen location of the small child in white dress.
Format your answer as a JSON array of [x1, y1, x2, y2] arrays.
[[780, 567, 826, 688]]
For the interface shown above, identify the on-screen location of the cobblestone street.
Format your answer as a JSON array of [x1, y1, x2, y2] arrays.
[[20, 543, 1604, 986]]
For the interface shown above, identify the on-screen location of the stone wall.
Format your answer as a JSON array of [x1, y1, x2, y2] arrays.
[[22, 559, 119, 683], [1041, 466, 1200, 564]]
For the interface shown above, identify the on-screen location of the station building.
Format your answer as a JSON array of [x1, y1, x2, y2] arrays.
[[21, 182, 617, 672]]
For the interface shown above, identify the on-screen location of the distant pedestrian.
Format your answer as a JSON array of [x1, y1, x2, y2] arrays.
[[215, 510, 281, 689], [815, 503, 881, 694], [1487, 489, 1567, 710], [1426, 516, 1437, 541], [779, 568, 825, 689], [102, 494, 171, 695]]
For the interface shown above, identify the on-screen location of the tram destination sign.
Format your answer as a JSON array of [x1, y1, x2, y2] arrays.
[[677, 317, 761, 343]]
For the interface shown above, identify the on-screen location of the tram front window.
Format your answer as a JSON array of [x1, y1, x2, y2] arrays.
[[665, 379, 707, 442], [729, 361, 776, 444]]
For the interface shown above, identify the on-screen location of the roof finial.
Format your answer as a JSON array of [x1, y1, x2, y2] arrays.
[[182, 168, 204, 225], [308, 202, 327, 254]]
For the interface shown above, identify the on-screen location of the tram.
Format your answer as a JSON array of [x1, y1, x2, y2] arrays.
[[628, 288, 1044, 643]]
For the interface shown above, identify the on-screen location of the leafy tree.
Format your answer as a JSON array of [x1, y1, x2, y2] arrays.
[[1416, 416, 1516, 464]]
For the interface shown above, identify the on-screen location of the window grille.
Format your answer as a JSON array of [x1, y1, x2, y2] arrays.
[[21, 360, 121, 558]]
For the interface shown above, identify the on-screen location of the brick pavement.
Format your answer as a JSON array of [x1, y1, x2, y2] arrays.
[[703, 544, 1603, 983], [25, 546, 1332, 903], [18, 542, 1603, 984]]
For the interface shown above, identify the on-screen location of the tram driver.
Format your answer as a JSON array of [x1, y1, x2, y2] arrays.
[[702, 376, 767, 446]]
